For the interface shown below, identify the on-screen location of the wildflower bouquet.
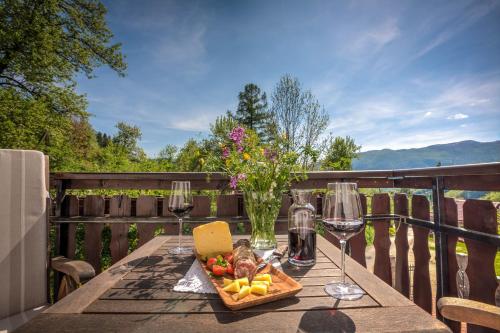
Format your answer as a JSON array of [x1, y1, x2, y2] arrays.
[[212, 126, 303, 249]]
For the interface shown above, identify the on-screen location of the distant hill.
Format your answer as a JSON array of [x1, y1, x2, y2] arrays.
[[352, 140, 500, 170]]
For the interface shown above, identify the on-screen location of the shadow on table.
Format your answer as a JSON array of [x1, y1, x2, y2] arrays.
[[212, 296, 301, 324], [297, 307, 356, 333], [107, 255, 164, 275]]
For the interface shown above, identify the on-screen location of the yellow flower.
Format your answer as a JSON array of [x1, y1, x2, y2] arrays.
[[225, 159, 231, 167], [199, 158, 205, 165], [260, 148, 265, 155], [243, 153, 251, 160]]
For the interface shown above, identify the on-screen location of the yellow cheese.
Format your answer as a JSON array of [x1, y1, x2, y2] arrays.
[[251, 280, 270, 287], [235, 277, 249, 286], [237, 285, 251, 300], [250, 284, 268, 296], [223, 281, 240, 293], [193, 221, 233, 257], [223, 278, 233, 287], [253, 273, 272, 285]]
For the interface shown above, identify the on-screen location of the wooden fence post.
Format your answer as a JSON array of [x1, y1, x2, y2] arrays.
[[372, 193, 392, 285], [394, 193, 410, 298], [411, 195, 432, 314]]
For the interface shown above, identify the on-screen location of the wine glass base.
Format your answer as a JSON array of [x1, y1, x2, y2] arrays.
[[168, 246, 192, 255], [324, 282, 364, 300]]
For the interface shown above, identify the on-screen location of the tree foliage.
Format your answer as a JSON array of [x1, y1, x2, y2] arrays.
[[321, 136, 361, 171], [232, 83, 270, 140], [270, 74, 329, 169], [0, 0, 126, 170]]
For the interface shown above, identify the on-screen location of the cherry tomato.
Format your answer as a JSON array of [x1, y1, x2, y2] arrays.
[[207, 258, 217, 270], [226, 263, 234, 275], [212, 265, 226, 276], [224, 253, 234, 264]]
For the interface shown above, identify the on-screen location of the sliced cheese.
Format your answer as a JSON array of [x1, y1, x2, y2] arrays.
[[193, 221, 233, 257]]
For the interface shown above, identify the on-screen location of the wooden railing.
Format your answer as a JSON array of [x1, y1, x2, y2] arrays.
[[49, 163, 500, 332]]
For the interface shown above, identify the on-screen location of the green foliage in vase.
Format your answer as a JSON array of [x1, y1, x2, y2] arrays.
[[207, 125, 304, 194]]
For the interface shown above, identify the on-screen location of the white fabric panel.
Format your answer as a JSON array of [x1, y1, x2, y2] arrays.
[[0, 150, 47, 320]]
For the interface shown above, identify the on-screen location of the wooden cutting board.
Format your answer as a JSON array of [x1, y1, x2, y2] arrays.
[[196, 252, 303, 310]]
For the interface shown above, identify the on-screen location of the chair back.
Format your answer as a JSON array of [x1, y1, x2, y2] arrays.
[[0, 150, 48, 319]]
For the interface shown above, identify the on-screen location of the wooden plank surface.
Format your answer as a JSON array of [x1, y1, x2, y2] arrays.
[[17, 306, 451, 333], [34, 234, 448, 333], [44, 236, 170, 314]]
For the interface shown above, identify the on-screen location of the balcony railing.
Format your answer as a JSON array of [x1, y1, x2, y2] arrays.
[[49, 163, 500, 332]]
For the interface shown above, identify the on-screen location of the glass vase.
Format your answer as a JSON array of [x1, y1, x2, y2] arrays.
[[243, 190, 282, 250]]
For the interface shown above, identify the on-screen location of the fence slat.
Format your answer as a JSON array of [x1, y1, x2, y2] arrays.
[[372, 193, 392, 285], [350, 194, 367, 267], [411, 195, 432, 314], [216, 194, 239, 217], [83, 195, 104, 274], [394, 193, 410, 298], [191, 195, 211, 217], [278, 194, 292, 217], [109, 195, 131, 264], [463, 199, 497, 333], [443, 197, 460, 333], [61, 195, 79, 259], [136, 195, 158, 247]]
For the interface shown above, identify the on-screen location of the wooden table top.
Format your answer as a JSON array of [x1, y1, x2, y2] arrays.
[[15, 235, 450, 333]]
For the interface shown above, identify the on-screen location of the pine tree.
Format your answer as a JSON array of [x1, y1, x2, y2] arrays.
[[234, 83, 270, 140]]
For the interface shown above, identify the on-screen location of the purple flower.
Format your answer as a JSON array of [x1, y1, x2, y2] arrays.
[[222, 147, 230, 158], [264, 148, 277, 161], [229, 176, 238, 189], [229, 127, 245, 145], [236, 144, 244, 153], [229, 173, 246, 189]]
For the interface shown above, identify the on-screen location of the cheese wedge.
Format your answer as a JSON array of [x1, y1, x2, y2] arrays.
[[223, 278, 233, 287], [237, 286, 251, 300], [235, 277, 249, 286], [193, 221, 233, 257], [250, 284, 268, 296], [223, 281, 240, 293], [253, 273, 272, 285]]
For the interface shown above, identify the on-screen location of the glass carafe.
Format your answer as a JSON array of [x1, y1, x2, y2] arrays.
[[288, 189, 316, 266]]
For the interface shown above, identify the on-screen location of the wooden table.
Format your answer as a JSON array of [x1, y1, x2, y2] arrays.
[[15, 235, 450, 333]]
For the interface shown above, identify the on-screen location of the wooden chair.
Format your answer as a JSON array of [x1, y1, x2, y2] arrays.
[[0, 149, 94, 332], [437, 297, 500, 331]]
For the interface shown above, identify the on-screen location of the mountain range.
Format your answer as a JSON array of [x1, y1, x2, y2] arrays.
[[352, 140, 500, 170]]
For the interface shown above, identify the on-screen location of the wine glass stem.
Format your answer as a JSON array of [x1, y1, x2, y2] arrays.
[[340, 239, 346, 284], [178, 217, 183, 249]]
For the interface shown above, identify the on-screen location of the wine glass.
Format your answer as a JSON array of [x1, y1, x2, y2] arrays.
[[168, 181, 194, 255], [322, 182, 365, 300]]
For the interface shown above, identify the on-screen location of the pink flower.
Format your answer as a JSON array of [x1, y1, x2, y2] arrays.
[[229, 127, 245, 145], [229, 173, 246, 189], [229, 176, 238, 189], [236, 144, 244, 153], [222, 147, 230, 158]]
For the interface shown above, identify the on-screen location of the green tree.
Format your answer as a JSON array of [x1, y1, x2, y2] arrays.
[[232, 83, 270, 140], [112, 122, 145, 161], [321, 136, 361, 171], [0, 0, 126, 170], [270, 75, 329, 169], [175, 139, 204, 171]]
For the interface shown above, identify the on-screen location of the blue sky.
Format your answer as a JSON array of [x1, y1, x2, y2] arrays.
[[77, 0, 500, 156]]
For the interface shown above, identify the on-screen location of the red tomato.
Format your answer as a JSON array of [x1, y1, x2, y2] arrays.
[[226, 263, 234, 275], [207, 258, 217, 270], [224, 253, 234, 264], [212, 265, 226, 276]]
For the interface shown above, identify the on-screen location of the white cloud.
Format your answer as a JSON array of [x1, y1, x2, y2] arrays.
[[412, 1, 498, 61], [424, 111, 432, 117], [344, 18, 400, 54], [447, 113, 469, 120]]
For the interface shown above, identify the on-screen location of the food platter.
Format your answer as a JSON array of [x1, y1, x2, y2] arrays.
[[196, 250, 303, 310]]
